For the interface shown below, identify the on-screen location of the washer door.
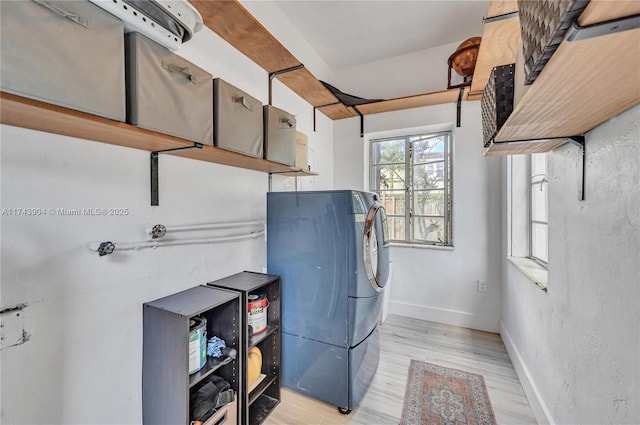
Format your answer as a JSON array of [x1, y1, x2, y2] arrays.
[[363, 202, 389, 291]]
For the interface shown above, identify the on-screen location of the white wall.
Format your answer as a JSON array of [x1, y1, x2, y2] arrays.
[[0, 25, 333, 424], [500, 104, 640, 424], [333, 101, 503, 333], [330, 40, 464, 100]]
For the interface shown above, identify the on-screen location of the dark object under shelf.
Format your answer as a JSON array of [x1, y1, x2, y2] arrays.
[[481, 64, 515, 147], [518, 0, 590, 85]]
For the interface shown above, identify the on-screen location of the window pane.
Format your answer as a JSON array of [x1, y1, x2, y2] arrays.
[[412, 136, 445, 164], [531, 153, 546, 176], [413, 216, 444, 243], [386, 216, 405, 240], [371, 131, 451, 246], [379, 191, 405, 215], [413, 162, 444, 189], [372, 139, 405, 165], [531, 182, 547, 222], [373, 165, 405, 190], [413, 190, 444, 216], [531, 222, 548, 263]]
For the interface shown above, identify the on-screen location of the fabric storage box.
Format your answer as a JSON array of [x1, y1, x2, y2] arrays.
[[200, 394, 237, 425], [518, 0, 589, 85], [0, 0, 125, 121], [126, 33, 213, 145], [296, 131, 310, 171], [481, 64, 515, 147], [214, 79, 263, 158], [263, 105, 297, 166]]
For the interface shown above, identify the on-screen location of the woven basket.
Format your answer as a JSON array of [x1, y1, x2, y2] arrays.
[[481, 64, 515, 147], [518, 0, 590, 85]]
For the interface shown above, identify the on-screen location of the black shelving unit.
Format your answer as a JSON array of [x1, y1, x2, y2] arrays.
[[142, 285, 241, 424], [208, 271, 281, 425]]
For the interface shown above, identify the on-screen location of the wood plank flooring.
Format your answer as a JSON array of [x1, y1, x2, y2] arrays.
[[265, 315, 537, 425]]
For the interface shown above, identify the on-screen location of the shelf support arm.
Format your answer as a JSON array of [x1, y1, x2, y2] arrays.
[[352, 105, 364, 138], [567, 136, 586, 201], [566, 13, 640, 42], [313, 102, 341, 132], [268, 64, 305, 105], [456, 87, 465, 127], [151, 143, 203, 206]]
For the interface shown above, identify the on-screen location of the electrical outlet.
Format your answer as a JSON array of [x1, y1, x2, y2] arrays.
[[477, 280, 486, 292]]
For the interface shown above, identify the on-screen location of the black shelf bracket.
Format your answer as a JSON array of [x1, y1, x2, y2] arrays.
[[352, 105, 364, 138], [313, 101, 340, 132], [482, 10, 519, 24], [456, 87, 465, 128], [268, 64, 305, 105], [567, 135, 586, 201], [566, 13, 640, 42], [150, 143, 203, 206]]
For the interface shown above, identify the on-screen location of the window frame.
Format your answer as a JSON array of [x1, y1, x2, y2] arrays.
[[529, 153, 548, 266], [369, 131, 453, 247]]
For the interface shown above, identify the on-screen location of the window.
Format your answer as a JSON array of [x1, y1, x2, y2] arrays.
[[530, 153, 548, 264], [370, 131, 452, 246]]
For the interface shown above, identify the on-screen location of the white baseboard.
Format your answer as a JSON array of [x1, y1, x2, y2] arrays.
[[388, 300, 497, 333], [500, 320, 554, 425]]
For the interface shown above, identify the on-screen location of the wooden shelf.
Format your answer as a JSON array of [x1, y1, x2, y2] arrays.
[[485, 1, 640, 155], [0, 92, 312, 175], [191, 0, 470, 120], [469, 0, 520, 99], [356, 88, 470, 115]]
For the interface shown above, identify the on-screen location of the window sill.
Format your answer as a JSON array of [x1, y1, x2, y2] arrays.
[[389, 243, 454, 251], [507, 257, 548, 291]]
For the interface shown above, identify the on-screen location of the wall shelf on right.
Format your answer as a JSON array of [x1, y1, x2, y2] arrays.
[[484, 1, 640, 156]]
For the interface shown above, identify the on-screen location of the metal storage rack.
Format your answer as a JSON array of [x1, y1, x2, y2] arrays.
[[208, 272, 281, 425], [142, 285, 241, 424]]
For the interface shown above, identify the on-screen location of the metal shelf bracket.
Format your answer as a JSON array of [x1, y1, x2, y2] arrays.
[[268, 64, 305, 105], [313, 101, 340, 131], [456, 87, 465, 127], [567, 13, 640, 42], [567, 135, 586, 201], [352, 105, 364, 138], [151, 143, 203, 206]]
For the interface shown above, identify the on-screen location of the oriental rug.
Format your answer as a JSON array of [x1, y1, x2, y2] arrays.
[[400, 360, 496, 425]]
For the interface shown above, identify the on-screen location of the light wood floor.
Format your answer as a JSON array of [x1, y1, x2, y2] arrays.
[[265, 314, 537, 425]]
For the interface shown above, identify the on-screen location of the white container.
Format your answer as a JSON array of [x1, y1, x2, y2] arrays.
[[247, 294, 268, 335]]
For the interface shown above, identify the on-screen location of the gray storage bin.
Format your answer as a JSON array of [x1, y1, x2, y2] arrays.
[[264, 105, 297, 166], [126, 33, 213, 145], [214, 79, 263, 158], [0, 0, 125, 121]]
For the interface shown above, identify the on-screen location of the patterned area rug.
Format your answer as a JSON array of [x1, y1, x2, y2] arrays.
[[400, 360, 496, 425]]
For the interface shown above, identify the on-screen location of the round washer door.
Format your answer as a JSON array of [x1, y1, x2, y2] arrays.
[[363, 202, 389, 291]]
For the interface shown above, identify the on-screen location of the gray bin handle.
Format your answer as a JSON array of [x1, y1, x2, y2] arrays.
[[280, 117, 296, 128], [161, 62, 197, 84], [33, 0, 89, 28], [233, 96, 253, 111]]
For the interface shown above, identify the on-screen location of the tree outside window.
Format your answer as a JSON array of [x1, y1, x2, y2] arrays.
[[370, 132, 452, 246]]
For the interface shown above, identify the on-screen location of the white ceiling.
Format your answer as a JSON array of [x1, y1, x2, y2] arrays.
[[273, 0, 488, 71]]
